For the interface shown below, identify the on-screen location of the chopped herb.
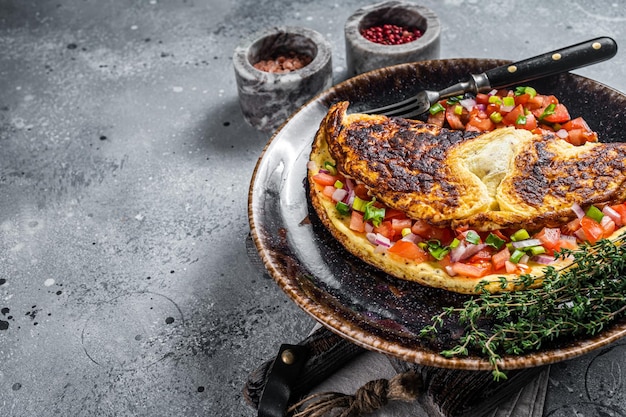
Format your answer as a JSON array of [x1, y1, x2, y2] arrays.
[[539, 103, 556, 120], [485, 233, 506, 249], [429, 102, 445, 115], [514, 86, 537, 98], [363, 199, 385, 227], [324, 161, 337, 175], [465, 230, 481, 245], [446, 95, 463, 105], [335, 201, 350, 215], [515, 114, 527, 125]]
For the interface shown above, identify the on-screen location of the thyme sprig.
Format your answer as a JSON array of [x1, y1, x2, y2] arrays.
[[419, 233, 626, 381]]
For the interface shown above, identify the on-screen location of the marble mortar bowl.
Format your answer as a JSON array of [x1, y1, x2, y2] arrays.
[[345, 0, 441, 76], [233, 26, 333, 132]]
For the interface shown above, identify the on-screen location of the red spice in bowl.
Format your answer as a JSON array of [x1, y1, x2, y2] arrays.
[[253, 52, 313, 73], [361, 24, 423, 45]]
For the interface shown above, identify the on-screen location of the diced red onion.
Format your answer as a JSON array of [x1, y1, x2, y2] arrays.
[[532, 254, 556, 265], [500, 104, 515, 113], [575, 228, 587, 241], [319, 169, 330, 175], [571, 202, 585, 219], [366, 232, 378, 245], [519, 254, 530, 265], [602, 205, 622, 226], [601, 215, 616, 231], [556, 128, 568, 139], [460, 98, 476, 111], [374, 233, 391, 248], [488, 89, 498, 96], [476, 104, 486, 111], [401, 232, 421, 243], [450, 242, 486, 262], [365, 223, 374, 233], [512, 238, 542, 248], [560, 235, 577, 244], [345, 189, 355, 206], [445, 265, 457, 276], [307, 161, 318, 171], [332, 188, 348, 202]]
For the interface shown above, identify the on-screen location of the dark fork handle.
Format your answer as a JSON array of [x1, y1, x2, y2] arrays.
[[485, 36, 617, 89]]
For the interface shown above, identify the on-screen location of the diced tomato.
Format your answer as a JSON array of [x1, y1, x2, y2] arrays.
[[427, 110, 445, 127], [445, 105, 466, 130], [349, 210, 365, 233], [562, 218, 581, 235], [558, 236, 579, 250], [504, 260, 530, 275], [391, 218, 412, 233], [388, 240, 429, 262], [411, 220, 453, 243], [475, 93, 490, 105], [600, 215, 616, 237], [451, 262, 491, 278], [312, 172, 339, 186], [535, 227, 561, 250], [514, 93, 531, 106], [322, 185, 336, 198], [541, 103, 570, 124], [374, 221, 394, 239], [611, 203, 626, 225], [491, 247, 511, 271], [580, 216, 604, 244], [385, 208, 408, 220], [503, 104, 526, 126], [466, 111, 495, 131], [468, 249, 493, 264]]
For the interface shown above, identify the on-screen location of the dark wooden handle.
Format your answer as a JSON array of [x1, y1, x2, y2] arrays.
[[485, 36, 617, 88]]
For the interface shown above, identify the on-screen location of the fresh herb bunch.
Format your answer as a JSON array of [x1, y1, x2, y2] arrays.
[[419, 233, 626, 381]]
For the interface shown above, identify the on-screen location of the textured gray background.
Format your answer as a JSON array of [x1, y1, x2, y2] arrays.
[[1, 0, 625, 416]]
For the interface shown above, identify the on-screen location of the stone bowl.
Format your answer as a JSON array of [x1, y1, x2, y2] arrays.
[[233, 26, 333, 132], [345, 1, 441, 76]]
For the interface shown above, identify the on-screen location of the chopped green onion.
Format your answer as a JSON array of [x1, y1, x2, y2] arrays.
[[454, 105, 463, 115], [509, 249, 526, 264], [401, 228, 412, 237], [429, 102, 445, 115], [485, 233, 505, 249], [585, 205, 604, 223], [334, 180, 344, 189], [514, 86, 537, 98], [502, 96, 515, 107], [539, 103, 556, 120], [449, 238, 460, 249], [515, 114, 527, 125], [352, 196, 367, 212], [446, 95, 463, 105], [488, 95, 502, 104], [363, 200, 385, 227], [465, 230, 481, 245], [335, 201, 350, 215], [324, 161, 337, 175], [510, 229, 530, 242], [490, 112, 503, 124], [527, 245, 546, 256]]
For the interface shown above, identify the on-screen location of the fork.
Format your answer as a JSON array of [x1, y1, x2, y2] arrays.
[[365, 37, 617, 119]]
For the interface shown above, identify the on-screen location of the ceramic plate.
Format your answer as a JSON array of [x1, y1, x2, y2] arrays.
[[248, 59, 626, 370]]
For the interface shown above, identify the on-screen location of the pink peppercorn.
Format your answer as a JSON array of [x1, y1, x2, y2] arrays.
[[361, 24, 423, 45]]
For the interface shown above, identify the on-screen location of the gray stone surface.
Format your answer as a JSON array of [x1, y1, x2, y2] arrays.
[[1, 0, 625, 416]]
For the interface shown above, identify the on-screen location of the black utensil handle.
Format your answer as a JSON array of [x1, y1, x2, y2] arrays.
[[485, 36, 617, 88]]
